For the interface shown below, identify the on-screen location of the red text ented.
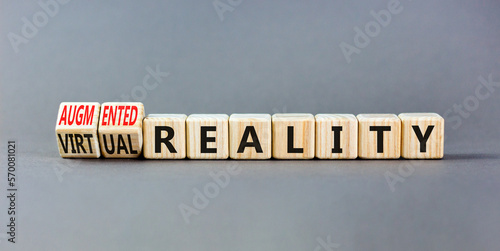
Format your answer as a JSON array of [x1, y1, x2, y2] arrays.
[[101, 105, 139, 126]]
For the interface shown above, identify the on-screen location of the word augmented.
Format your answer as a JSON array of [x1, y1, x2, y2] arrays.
[[55, 102, 444, 160]]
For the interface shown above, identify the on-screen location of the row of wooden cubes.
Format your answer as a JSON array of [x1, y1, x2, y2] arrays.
[[55, 102, 444, 159]]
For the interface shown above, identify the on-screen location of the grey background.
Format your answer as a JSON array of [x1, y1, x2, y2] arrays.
[[1, 0, 500, 250]]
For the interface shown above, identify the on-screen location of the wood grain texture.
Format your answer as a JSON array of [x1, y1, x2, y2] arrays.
[[186, 114, 229, 159], [55, 102, 101, 158], [229, 114, 271, 159], [272, 113, 315, 159], [98, 102, 144, 158], [315, 114, 358, 159], [357, 114, 401, 159], [399, 113, 444, 159], [143, 114, 187, 159]]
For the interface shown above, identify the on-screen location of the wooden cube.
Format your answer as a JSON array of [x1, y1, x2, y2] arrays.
[[315, 114, 358, 159], [272, 113, 315, 159], [186, 114, 229, 159], [399, 113, 444, 159], [357, 114, 401, 159], [229, 114, 272, 159], [98, 102, 144, 158], [55, 102, 101, 158], [143, 114, 187, 159]]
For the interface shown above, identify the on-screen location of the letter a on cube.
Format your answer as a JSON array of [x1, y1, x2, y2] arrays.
[[55, 102, 101, 158], [357, 114, 401, 159], [98, 102, 145, 158], [399, 113, 444, 159], [143, 114, 187, 159], [272, 114, 315, 159], [229, 114, 271, 159], [186, 114, 229, 159]]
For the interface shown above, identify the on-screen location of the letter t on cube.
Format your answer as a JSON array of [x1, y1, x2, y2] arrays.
[[357, 114, 401, 159]]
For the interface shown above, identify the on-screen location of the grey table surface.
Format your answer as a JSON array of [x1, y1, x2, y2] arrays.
[[1, 0, 500, 250]]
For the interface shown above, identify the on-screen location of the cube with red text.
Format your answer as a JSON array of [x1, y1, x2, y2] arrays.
[[98, 102, 145, 158], [55, 102, 101, 158]]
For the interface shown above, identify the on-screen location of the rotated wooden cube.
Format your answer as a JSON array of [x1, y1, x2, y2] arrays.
[[229, 114, 272, 159], [186, 114, 229, 159], [399, 113, 444, 159], [315, 114, 358, 159], [143, 114, 187, 159], [98, 102, 144, 158], [55, 102, 101, 158], [272, 113, 315, 159], [357, 114, 401, 159]]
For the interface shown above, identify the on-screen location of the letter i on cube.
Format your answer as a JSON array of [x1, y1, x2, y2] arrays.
[[315, 114, 358, 159]]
